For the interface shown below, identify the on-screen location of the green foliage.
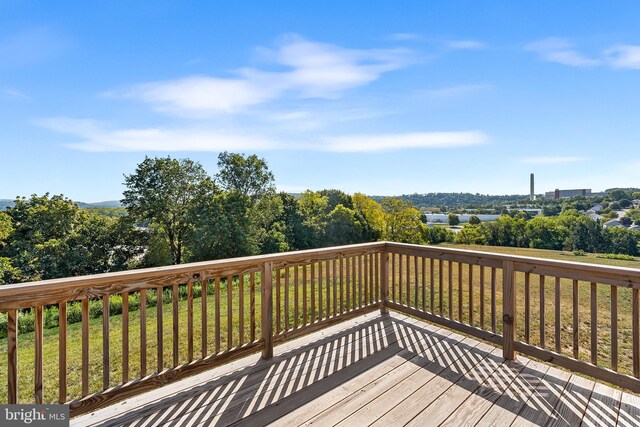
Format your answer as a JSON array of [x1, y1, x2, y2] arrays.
[[448, 214, 460, 226], [597, 253, 637, 261], [468, 215, 481, 225], [381, 198, 425, 244], [455, 226, 486, 245], [573, 250, 586, 256], [122, 156, 214, 264], [216, 151, 275, 200]]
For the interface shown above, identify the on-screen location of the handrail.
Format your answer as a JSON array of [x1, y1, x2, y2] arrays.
[[1, 241, 640, 416]]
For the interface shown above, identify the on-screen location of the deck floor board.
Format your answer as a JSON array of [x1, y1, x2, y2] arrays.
[[71, 312, 634, 427]]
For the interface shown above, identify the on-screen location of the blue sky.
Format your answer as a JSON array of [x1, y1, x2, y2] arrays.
[[2, 1, 640, 202]]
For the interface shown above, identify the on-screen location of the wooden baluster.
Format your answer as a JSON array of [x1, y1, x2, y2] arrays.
[[262, 262, 274, 359], [421, 258, 427, 311], [352, 255, 357, 307], [326, 260, 331, 318], [201, 275, 208, 358], [295, 265, 300, 325], [612, 286, 618, 371], [82, 298, 89, 397], [491, 267, 496, 333], [458, 262, 463, 321], [430, 259, 435, 312], [140, 289, 147, 375], [590, 282, 597, 365], [58, 302, 67, 403], [239, 273, 244, 346], [157, 286, 164, 370], [227, 275, 233, 350], [7, 309, 18, 403], [398, 254, 403, 304], [392, 253, 396, 302], [345, 258, 350, 312], [122, 292, 129, 382], [573, 279, 579, 359], [187, 281, 194, 361], [633, 288, 639, 378], [310, 262, 316, 322], [524, 273, 530, 343], [215, 277, 221, 353], [447, 260, 452, 319], [374, 253, 379, 301], [171, 285, 177, 366], [319, 261, 324, 319], [502, 260, 516, 360], [284, 268, 290, 330], [302, 266, 308, 324], [35, 305, 43, 402], [555, 277, 561, 353], [414, 256, 419, 309], [380, 251, 389, 314], [250, 273, 256, 341], [405, 254, 410, 307], [480, 266, 485, 330], [339, 258, 344, 313], [102, 296, 110, 390], [439, 259, 444, 315], [358, 255, 363, 308], [540, 275, 546, 348], [370, 253, 375, 304], [469, 265, 474, 326], [333, 259, 337, 315], [276, 269, 281, 334]]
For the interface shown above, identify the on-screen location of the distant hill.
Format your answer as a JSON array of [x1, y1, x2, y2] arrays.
[[0, 199, 122, 210], [370, 193, 529, 208]]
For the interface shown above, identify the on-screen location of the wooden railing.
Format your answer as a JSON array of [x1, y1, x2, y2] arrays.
[[1, 241, 639, 417]]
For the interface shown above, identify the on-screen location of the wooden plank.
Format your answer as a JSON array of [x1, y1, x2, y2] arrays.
[[122, 292, 129, 382], [540, 275, 546, 348], [215, 277, 220, 353], [102, 296, 110, 390], [187, 281, 194, 361], [612, 285, 618, 371], [503, 260, 516, 360], [156, 286, 163, 371], [170, 285, 178, 367], [201, 275, 207, 358], [7, 309, 18, 403], [261, 261, 273, 359], [140, 289, 147, 375], [82, 298, 89, 397], [34, 305, 43, 403], [239, 274, 244, 346], [250, 273, 256, 342], [227, 275, 232, 350], [573, 279, 579, 359], [555, 276, 561, 353], [524, 272, 530, 343], [58, 302, 67, 403], [633, 288, 640, 378], [546, 374, 594, 427], [491, 267, 496, 333], [591, 282, 597, 365], [619, 392, 640, 427], [582, 381, 622, 427], [515, 341, 640, 393]]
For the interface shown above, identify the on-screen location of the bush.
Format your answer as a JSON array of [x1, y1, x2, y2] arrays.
[[597, 253, 637, 261], [573, 250, 586, 256]]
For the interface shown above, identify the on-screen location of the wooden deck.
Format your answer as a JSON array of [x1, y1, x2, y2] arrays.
[[73, 312, 639, 427]]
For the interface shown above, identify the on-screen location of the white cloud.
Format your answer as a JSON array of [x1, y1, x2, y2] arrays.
[[605, 45, 640, 69], [114, 35, 412, 117], [322, 131, 487, 152], [519, 156, 587, 164], [419, 84, 492, 98], [1, 88, 28, 99], [41, 117, 487, 154], [446, 40, 485, 50], [526, 38, 600, 67]]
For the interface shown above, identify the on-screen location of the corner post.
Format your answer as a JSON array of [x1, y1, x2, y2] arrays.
[[380, 249, 389, 314], [502, 259, 516, 360], [261, 261, 274, 359]]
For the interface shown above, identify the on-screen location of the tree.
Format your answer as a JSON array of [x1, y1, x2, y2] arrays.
[[448, 214, 460, 226], [525, 217, 568, 250], [122, 157, 214, 264], [609, 189, 629, 201], [455, 226, 486, 245], [382, 198, 425, 244], [620, 216, 633, 227], [216, 152, 275, 201], [468, 215, 481, 225], [319, 189, 354, 211], [353, 193, 386, 240], [326, 205, 364, 246]]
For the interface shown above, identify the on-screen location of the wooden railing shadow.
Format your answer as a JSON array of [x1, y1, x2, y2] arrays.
[[74, 316, 639, 427]]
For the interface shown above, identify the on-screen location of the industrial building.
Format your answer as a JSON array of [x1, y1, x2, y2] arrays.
[[544, 188, 592, 199]]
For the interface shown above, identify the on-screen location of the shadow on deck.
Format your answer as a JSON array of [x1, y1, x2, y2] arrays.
[[75, 313, 639, 427]]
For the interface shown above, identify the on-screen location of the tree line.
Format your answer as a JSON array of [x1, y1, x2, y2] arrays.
[[0, 153, 448, 285]]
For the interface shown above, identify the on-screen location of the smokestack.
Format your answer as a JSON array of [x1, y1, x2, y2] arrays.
[[530, 173, 534, 201]]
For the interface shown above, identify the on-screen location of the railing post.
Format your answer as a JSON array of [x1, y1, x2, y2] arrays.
[[380, 250, 389, 314], [502, 260, 516, 360], [261, 261, 274, 359]]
